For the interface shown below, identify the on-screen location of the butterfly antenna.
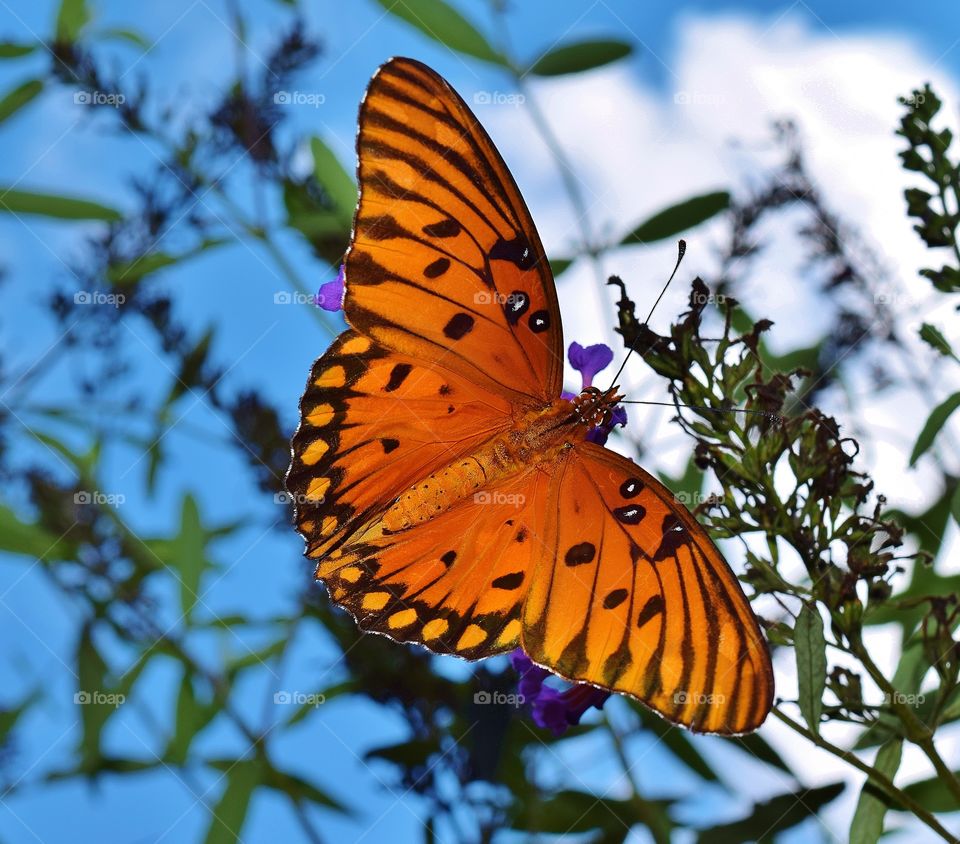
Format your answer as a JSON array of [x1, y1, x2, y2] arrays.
[[606, 239, 686, 390]]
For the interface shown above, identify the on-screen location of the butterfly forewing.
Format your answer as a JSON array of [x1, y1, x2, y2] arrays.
[[346, 57, 564, 403], [522, 444, 773, 734]]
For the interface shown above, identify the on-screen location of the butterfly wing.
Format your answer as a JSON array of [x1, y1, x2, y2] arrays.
[[346, 57, 563, 403], [287, 329, 513, 560], [522, 443, 773, 734], [316, 467, 552, 658]]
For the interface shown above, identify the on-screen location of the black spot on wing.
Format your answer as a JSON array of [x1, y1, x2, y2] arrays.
[[503, 290, 530, 325], [528, 310, 550, 333], [620, 478, 644, 498], [424, 257, 450, 278], [564, 542, 596, 566], [384, 363, 412, 392], [422, 219, 461, 238], [380, 438, 400, 454], [653, 514, 689, 562], [491, 571, 524, 590], [440, 550, 457, 567], [637, 595, 665, 629], [443, 313, 474, 340], [613, 504, 646, 525], [603, 588, 629, 609], [489, 235, 534, 269]]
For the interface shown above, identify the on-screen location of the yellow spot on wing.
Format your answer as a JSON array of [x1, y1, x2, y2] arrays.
[[314, 365, 346, 387], [321, 515, 337, 535], [340, 335, 371, 355], [495, 619, 522, 647], [361, 591, 390, 611], [300, 438, 329, 465], [306, 477, 330, 501], [339, 566, 362, 583], [422, 618, 449, 640], [299, 519, 315, 533], [456, 624, 487, 651], [306, 403, 334, 427], [388, 608, 417, 629]]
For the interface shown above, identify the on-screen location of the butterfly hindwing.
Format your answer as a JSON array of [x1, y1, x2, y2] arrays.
[[317, 468, 552, 659], [287, 329, 512, 559], [346, 57, 564, 403], [522, 443, 774, 734]]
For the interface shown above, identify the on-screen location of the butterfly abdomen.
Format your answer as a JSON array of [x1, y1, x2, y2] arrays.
[[381, 399, 579, 533]]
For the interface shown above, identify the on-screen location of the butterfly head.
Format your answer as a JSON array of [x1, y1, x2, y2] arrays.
[[571, 385, 625, 430]]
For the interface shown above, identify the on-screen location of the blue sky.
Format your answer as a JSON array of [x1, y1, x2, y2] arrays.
[[1, 1, 959, 842]]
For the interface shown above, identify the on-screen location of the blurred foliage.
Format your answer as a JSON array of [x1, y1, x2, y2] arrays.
[[0, 1, 958, 843]]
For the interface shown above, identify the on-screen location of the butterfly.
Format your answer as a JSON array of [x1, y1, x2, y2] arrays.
[[286, 57, 773, 734]]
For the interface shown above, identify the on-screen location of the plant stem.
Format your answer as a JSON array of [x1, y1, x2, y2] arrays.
[[772, 708, 957, 842]]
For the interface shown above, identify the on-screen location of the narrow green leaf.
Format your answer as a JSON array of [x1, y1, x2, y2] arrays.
[[903, 769, 960, 813], [203, 759, 263, 844], [549, 257, 573, 277], [107, 238, 228, 284], [720, 731, 795, 776], [170, 494, 208, 616], [620, 191, 730, 245], [167, 673, 201, 764], [795, 604, 827, 734], [76, 623, 112, 763], [0, 504, 74, 560], [0, 187, 121, 221], [373, 0, 505, 65], [94, 27, 151, 50], [910, 390, 960, 465], [0, 689, 42, 742], [919, 323, 955, 358], [0, 42, 37, 59], [55, 0, 91, 42], [310, 136, 356, 225], [0, 79, 44, 125], [529, 39, 632, 77], [850, 738, 903, 844], [696, 782, 844, 842], [952, 482, 960, 528], [265, 768, 348, 812]]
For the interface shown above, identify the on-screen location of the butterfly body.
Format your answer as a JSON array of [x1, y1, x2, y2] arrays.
[[287, 57, 774, 734]]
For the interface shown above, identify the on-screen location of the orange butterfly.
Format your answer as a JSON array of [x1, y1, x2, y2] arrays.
[[286, 57, 773, 734]]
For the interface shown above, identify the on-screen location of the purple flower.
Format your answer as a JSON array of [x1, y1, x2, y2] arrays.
[[315, 264, 345, 312], [510, 650, 610, 736], [585, 404, 628, 446], [568, 342, 614, 388]]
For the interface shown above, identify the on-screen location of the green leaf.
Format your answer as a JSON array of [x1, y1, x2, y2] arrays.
[[310, 136, 355, 226], [55, 0, 91, 42], [0, 688, 42, 743], [0, 78, 43, 124], [76, 623, 112, 763], [635, 704, 720, 782], [107, 238, 228, 284], [94, 27, 151, 50], [512, 788, 671, 840], [910, 390, 960, 466], [166, 671, 217, 764], [849, 738, 903, 844], [720, 731, 795, 776], [620, 191, 729, 245], [202, 759, 263, 844], [529, 39, 632, 76], [549, 257, 573, 277], [795, 604, 827, 734], [169, 494, 209, 617], [373, 0, 505, 65], [264, 768, 348, 813], [696, 782, 844, 843], [0, 42, 37, 59], [0, 504, 74, 560], [919, 322, 955, 358], [952, 482, 960, 528], [0, 187, 121, 221], [903, 768, 960, 813]]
